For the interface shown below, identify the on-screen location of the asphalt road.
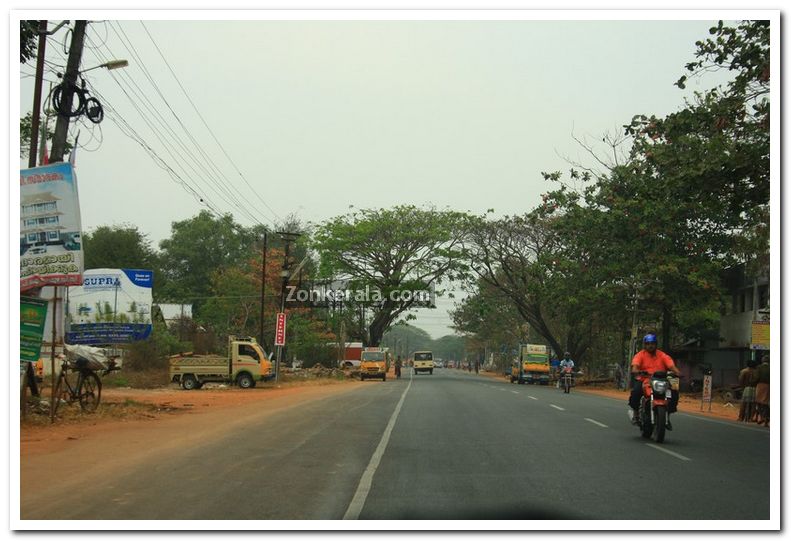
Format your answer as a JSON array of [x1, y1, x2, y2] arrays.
[[21, 369, 771, 521]]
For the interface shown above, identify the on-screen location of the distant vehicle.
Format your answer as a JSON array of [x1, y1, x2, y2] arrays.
[[511, 344, 551, 385], [360, 348, 388, 381], [413, 351, 434, 375], [433, 360, 443, 368]]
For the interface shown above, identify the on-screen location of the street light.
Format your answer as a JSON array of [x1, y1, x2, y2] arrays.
[[80, 59, 129, 73]]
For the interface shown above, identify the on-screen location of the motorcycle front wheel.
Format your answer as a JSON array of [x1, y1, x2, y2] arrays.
[[653, 406, 667, 443], [640, 403, 653, 439]]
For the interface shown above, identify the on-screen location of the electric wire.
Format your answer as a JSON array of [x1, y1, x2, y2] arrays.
[[86, 28, 267, 229], [110, 22, 265, 220], [81, 41, 230, 216], [101, 24, 266, 228], [139, 21, 282, 224], [84, 82, 224, 215]]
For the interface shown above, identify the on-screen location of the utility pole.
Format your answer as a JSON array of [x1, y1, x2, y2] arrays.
[[50, 20, 87, 163], [28, 20, 48, 168], [259, 232, 267, 347], [274, 231, 301, 382]]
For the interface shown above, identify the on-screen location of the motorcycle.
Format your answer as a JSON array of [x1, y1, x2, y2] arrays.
[[635, 370, 676, 443], [561, 366, 574, 394]]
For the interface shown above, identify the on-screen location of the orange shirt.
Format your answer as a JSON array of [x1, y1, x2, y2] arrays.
[[631, 349, 676, 378]]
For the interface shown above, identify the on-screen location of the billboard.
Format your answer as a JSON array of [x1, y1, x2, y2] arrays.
[[65, 268, 153, 345], [20, 296, 49, 362], [20, 163, 84, 291]]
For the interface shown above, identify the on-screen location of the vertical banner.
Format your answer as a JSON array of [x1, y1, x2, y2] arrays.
[[275, 312, 286, 346], [701, 374, 713, 411], [20, 296, 49, 362], [20, 163, 84, 291]]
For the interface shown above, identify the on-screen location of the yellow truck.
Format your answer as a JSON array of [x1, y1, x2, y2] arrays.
[[360, 347, 390, 381], [169, 336, 274, 390], [413, 351, 434, 375], [511, 344, 551, 385]]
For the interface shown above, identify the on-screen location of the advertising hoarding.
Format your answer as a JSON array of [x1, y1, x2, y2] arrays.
[[65, 268, 153, 345], [20, 163, 84, 291]]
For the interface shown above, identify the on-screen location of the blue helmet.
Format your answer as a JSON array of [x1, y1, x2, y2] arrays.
[[643, 333, 658, 344]]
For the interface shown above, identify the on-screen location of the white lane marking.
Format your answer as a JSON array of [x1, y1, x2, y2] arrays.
[[550, 404, 565, 411], [646, 443, 692, 462], [585, 418, 608, 428], [528, 396, 538, 400], [498, 388, 507, 392], [511, 390, 519, 395], [343, 368, 413, 519]]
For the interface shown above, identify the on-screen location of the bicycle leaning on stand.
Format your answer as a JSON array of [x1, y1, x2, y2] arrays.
[[52, 352, 119, 415]]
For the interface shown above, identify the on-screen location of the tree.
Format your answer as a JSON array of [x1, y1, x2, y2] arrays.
[[628, 20, 770, 270], [83, 224, 159, 271], [157, 211, 266, 304], [312, 206, 468, 346], [20, 20, 38, 64]]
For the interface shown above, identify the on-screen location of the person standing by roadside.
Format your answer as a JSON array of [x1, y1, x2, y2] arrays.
[[737, 360, 758, 422], [754, 354, 770, 426], [394, 355, 402, 379]]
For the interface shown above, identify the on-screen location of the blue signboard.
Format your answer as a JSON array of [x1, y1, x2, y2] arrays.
[[65, 323, 152, 345]]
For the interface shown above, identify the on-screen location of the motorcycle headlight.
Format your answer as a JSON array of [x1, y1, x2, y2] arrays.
[[652, 380, 669, 393]]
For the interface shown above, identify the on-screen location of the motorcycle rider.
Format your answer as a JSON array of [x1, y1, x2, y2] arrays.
[[629, 334, 681, 429], [559, 352, 574, 388], [394, 355, 402, 379]]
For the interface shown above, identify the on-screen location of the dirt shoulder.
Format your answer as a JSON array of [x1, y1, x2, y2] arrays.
[[20, 376, 362, 458]]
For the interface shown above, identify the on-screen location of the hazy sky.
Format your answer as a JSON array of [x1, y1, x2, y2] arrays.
[[18, 16, 734, 338]]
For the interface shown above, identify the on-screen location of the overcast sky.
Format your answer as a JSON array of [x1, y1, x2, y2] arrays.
[[18, 16, 736, 338]]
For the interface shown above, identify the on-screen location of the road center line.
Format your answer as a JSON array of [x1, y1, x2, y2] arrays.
[[528, 396, 538, 400], [550, 404, 565, 411], [343, 370, 413, 519], [511, 390, 519, 394], [585, 418, 608, 428], [646, 443, 692, 462]]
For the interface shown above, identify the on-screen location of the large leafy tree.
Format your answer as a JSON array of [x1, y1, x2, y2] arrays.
[[83, 225, 159, 271], [313, 205, 468, 346], [627, 20, 770, 269], [157, 211, 266, 304]]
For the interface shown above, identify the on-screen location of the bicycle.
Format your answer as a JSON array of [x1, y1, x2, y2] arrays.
[[52, 355, 119, 415]]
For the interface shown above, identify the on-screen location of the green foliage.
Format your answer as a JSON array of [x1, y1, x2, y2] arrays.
[[124, 323, 191, 371], [157, 211, 263, 304], [20, 111, 72, 162], [20, 21, 38, 64], [312, 205, 468, 346], [83, 225, 159, 271]]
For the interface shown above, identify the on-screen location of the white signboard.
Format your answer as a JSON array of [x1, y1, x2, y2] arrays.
[[20, 163, 84, 291], [702, 374, 713, 402], [65, 268, 153, 344]]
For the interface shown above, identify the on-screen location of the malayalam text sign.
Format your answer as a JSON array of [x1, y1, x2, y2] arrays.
[[20, 296, 49, 362], [20, 163, 84, 291]]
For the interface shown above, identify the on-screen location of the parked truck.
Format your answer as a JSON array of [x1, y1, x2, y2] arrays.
[[511, 344, 550, 385], [169, 336, 274, 390], [360, 347, 390, 381]]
